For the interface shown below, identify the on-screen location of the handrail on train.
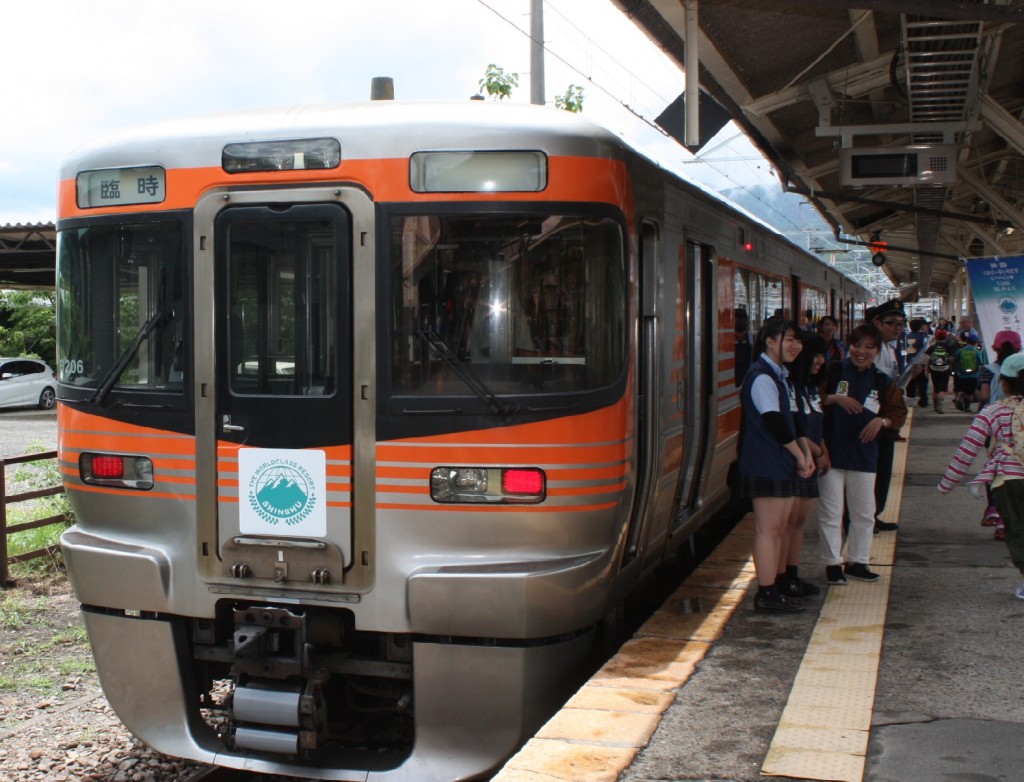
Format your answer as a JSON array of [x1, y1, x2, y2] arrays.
[[1, 451, 69, 587]]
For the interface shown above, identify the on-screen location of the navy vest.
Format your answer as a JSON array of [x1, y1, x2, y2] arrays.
[[739, 357, 798, 481], [794, 382, 824, 446], [822, 359, 891, 472]]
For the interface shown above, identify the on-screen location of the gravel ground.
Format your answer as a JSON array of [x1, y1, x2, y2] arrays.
[[0, 408, 213, 781], [0, 576, 211, 782], [0, 407, 58, 458]]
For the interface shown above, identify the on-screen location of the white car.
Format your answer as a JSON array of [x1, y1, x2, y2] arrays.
[[0, 358, 56, 410]]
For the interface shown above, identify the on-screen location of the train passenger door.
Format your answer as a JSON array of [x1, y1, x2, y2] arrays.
[[212, 203, 353, 574], [671, 241, 715, 528], [622, 221, 661, 566]]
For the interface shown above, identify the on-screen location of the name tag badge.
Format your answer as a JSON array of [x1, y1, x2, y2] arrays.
[[836, 380, 849, 396], [810, 395, 823, 413], [864, 393, 881, 414]]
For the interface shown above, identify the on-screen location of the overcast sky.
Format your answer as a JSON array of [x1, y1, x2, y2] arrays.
[[0, 0, 779, 225]]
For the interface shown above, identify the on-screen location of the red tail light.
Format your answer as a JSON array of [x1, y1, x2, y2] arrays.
[[80, 453, 153, 490], [90, 455, 125, 479], [502, 468, 545, 495]]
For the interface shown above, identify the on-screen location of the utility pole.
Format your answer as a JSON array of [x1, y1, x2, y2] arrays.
[[531, 0, 545, 105]]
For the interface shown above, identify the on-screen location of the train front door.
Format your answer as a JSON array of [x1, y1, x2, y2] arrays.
[[212, 203, 354, 579]]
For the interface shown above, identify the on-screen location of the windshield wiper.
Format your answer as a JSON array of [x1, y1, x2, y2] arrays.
[[89, 307, 169, 406], [417, 328, 520, 417]]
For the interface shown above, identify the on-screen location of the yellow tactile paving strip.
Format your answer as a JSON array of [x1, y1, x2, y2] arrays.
[[493, 411, 913, 782], [491, 520, 758, 782], [762, 409, 913, 781]]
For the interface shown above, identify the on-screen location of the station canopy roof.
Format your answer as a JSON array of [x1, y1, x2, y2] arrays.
[[615, 0, 1024, 299], [0, 222, 55, 290]]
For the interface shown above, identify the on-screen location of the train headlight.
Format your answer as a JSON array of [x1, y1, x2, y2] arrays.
[[430, 467, 545, 504], [80, 453, 154, 490], [222, 137, 341, 173]]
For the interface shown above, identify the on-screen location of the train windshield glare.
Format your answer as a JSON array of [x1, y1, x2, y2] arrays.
[[56, 221, 185, 393], [391, 212, 625, 397]]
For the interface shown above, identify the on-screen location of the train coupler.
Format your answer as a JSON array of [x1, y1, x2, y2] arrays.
[[230, 674, 328, 753]]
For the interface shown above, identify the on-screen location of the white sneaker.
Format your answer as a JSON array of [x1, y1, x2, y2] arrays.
[[1015, 582, 1024, 600]]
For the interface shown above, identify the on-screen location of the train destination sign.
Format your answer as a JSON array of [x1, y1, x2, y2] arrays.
[[76, 165, 166, 208]]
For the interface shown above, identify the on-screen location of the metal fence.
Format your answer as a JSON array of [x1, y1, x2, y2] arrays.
[[1, 450, 68, 585]]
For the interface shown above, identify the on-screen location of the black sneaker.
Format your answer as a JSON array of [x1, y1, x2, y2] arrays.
[[825, 565, 847, 585], [844, 563, 881, 581], [779, 575, 822, 597], [793, 578, 822, 596], [754, 591, 805, 614], [874, 520, 899, 533]]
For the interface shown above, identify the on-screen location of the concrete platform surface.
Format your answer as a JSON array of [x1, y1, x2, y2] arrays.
[[495, 405, 1024, 782]]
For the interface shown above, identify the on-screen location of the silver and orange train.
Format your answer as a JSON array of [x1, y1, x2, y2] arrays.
[[56, 100, 869, 780]]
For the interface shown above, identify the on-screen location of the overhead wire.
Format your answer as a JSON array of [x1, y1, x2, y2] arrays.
[[473, 0, 857, 262], [543, 0, 682, 110], [473, 0, 671, 134]]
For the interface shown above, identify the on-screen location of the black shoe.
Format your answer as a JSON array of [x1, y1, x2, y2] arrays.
[[793, 578, 822, 596], [874, 520, 899, 533], [754, 591, 805, 614], [844, 563, 881, 581], [825, 565, 847, 585], [779, 574, 822, 597]]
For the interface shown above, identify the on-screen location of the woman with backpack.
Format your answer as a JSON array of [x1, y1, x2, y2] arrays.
[[973, 331, 1021, 539], [953, 333, 984, 412], [926, 329, 956, 413], [938, 352, 1024, 600]]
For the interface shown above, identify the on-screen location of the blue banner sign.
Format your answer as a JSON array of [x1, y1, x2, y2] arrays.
[[966, 255, 1024, 352]]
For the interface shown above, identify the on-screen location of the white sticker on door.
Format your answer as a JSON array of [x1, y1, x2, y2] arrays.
[[238, 448, 327, 537]]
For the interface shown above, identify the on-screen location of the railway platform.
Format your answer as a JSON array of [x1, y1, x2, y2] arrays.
[[493, 406, 1024, 782]]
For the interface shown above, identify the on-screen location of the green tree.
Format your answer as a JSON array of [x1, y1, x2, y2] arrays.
[[555, 84, 585, 113], [0, 291, 57, 364], [478, 64, 519, 101]]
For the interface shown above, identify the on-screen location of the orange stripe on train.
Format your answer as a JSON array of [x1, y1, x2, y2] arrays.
[[59, 157, 631, 218]]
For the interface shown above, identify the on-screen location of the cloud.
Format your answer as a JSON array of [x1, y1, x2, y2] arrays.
[[3, 0, 691, 222]]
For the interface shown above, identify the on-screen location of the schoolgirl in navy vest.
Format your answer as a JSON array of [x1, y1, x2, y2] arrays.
[[739, 318, 814, 614], [818, 324, 907, 586], [776, 333, 829, 600]]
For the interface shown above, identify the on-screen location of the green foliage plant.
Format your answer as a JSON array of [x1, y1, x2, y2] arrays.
[[555, 84, 585, 113], [479, 63, 519, 101]]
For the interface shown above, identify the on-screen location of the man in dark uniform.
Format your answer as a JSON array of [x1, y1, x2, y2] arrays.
[[868, 299, 906, 533]]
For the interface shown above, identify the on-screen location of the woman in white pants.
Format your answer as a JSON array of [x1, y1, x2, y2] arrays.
[[818, 324, 907, 585]]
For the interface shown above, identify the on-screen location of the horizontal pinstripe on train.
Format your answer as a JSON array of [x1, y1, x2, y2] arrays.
[[59, 406, 630, 511]]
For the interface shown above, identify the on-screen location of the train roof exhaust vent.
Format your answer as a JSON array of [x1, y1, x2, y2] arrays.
[[370, 77, 395, 101]]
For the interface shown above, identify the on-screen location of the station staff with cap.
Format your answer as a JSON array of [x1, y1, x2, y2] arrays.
[[868, 299, 907, 533]]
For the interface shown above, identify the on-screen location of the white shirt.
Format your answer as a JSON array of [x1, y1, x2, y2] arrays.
[[875, 341, 899, 380], [750, 355, 790, 413]]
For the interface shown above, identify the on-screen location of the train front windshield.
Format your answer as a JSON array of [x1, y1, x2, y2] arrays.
[[390, 212, 626, 399], [56, 221, 186, 397]]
